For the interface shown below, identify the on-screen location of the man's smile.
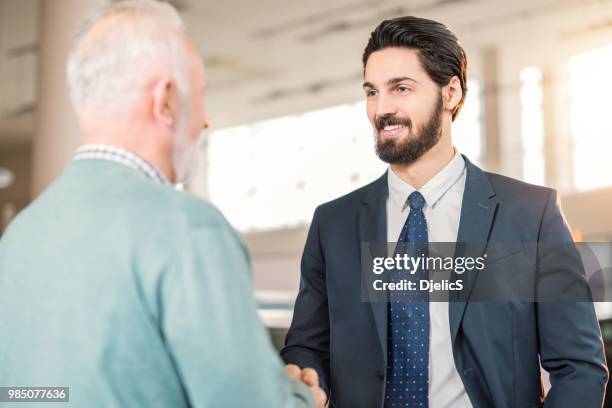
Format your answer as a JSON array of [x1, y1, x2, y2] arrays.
[[379, 124, 409, 139]]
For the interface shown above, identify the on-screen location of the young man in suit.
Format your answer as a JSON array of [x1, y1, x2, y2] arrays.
[[282, 16, 607, 407]]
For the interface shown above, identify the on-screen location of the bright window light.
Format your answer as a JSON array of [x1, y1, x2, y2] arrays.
[[520, 66, 545, 186], [453, 80, 482, 166], [569, 44, 612, 191]]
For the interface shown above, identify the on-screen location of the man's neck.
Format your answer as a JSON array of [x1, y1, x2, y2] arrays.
[[389, 137, 455, 190]]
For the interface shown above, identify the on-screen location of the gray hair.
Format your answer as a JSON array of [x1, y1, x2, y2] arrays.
[[67, 0, 188, 114]]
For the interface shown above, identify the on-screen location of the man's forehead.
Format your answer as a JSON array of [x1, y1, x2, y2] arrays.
[[364, 47, 426, 84]]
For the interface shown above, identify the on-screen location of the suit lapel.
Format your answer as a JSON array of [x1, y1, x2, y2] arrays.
[[359, 172, 389, 360], [449, 156, 498, 344]]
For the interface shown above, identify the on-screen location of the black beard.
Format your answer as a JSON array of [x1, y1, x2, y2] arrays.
[[375, 93, 443, 165]]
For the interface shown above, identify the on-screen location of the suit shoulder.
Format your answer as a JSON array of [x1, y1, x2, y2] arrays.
[[485, 171, 554, 202]]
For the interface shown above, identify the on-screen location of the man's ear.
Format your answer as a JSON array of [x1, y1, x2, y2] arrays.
[[152, 78, 178, 128], [443, 76, 463, 115]]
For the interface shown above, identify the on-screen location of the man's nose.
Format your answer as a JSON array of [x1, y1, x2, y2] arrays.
[[375, 95, 397, 118]]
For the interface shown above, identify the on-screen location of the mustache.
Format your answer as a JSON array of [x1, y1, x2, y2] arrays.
[[375, 115, 412, 133]]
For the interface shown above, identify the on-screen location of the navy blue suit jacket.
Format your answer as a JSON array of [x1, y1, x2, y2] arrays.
[[281, 156, 607, 407]]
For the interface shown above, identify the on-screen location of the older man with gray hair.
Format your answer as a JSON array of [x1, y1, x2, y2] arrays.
[[0, 1, 325, 407]]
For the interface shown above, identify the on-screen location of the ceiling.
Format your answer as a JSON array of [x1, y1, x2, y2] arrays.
[[1, 0, 612, 146]]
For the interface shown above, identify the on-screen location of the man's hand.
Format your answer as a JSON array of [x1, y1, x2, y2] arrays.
[[286, 364, 327, 408]]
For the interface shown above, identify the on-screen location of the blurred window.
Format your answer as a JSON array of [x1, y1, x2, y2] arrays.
[[453, 80, 482, 166], [569, 44, 612, 191], [520, 66, 546, 186]]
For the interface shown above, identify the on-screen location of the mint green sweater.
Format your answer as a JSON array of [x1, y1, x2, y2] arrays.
[[0, 159, 312, 408]]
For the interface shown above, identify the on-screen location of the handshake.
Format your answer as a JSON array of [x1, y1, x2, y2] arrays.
[[286, 364, 327, 408]]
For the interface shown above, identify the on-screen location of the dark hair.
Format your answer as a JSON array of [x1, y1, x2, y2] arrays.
[[362, 16, 467, 121]]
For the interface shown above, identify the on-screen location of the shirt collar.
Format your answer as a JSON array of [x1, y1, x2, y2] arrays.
[[73, 144, 169, 185], [387, 149, 466, 211]]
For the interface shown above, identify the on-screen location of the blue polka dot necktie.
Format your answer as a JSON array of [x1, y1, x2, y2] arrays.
[[385, 191, 429, 408]]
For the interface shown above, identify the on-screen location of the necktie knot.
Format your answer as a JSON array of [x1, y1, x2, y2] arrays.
[[408, 191, 425, 210]]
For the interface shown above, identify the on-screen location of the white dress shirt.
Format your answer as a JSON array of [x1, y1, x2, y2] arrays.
[[386, 150, 472, 408]]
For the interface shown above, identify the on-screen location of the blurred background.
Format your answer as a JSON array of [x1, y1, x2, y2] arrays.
[[1, 0, 612, 387]]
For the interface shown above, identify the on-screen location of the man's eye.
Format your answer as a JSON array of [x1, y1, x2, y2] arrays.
[[366, 89, 378, 97], [397, 86, 411, 93]]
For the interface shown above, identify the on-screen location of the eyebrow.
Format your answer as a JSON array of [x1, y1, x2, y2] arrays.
[[362, 77, 419, 88]]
